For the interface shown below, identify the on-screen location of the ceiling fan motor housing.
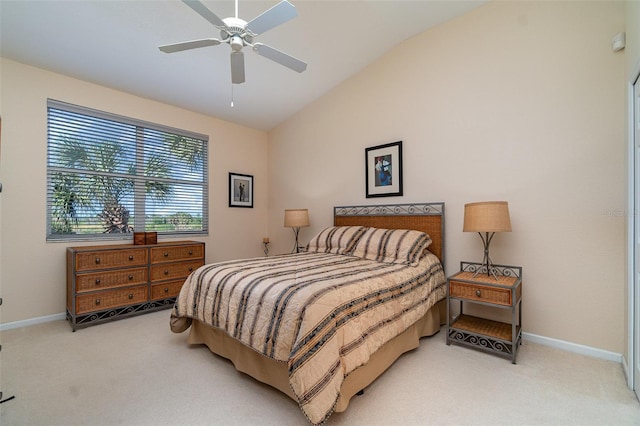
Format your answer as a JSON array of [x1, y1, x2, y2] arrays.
[[222, 17, 253, 50]]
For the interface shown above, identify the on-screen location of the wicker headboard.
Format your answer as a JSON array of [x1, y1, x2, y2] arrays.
[[333, 202, 445, 264]]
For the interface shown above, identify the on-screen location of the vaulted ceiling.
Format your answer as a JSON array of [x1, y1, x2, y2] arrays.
[[0, 1, 486, 130]]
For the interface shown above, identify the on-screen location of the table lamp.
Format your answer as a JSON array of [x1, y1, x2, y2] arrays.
[[284, 209, 309, 253], [463, 201, 512, 279]]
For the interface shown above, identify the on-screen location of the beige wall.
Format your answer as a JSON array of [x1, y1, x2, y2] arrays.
[[269, 1, 627, 353], [627, 0, 639, 79], [0, 58, 269, 324]]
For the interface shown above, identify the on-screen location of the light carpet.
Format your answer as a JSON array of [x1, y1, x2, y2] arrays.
[[1, 310, 638, 425]]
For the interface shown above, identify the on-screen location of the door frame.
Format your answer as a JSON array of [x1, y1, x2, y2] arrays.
[[628, 64, 640, 398]]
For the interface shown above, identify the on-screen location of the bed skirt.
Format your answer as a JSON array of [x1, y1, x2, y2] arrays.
[[184, 298, 446, 413]]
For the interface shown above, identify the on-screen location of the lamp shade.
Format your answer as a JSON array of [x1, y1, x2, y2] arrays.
[[463, 201, 512, 233], [284, 209, 310, 228]]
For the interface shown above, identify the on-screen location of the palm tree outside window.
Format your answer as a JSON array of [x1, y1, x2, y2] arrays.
[[46, 100, 208, 241]]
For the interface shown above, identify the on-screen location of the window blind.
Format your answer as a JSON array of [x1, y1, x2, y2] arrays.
[[46, 99, 208, 241]]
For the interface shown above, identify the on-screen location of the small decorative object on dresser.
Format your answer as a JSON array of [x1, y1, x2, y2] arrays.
[[133, 232, 157, 245], [145, 231, 157, 244], [133, 232, 146, 245], [447, 262, 522, 363], [66, 240, 204, 331]]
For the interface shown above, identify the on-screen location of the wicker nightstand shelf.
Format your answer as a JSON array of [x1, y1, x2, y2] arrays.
[[446, 262, 523, 363]]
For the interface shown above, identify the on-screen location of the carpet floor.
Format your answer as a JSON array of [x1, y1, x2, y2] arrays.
[[1, 309, 638, 425]]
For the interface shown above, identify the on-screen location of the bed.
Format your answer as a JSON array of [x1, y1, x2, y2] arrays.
[[170, 202, 447, 424]]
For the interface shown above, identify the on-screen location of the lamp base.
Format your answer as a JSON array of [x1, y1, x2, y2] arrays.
[[291, 227, 301, 253], [473, 232, 499, 280]]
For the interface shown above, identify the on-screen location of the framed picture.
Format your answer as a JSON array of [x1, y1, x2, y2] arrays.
[[365, 141, 403, 198], [229, 172, 253, 208]]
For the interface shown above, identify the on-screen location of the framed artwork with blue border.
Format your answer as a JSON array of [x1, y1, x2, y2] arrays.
[[229, 172, 253, 208], [365, 141, 403, 198]]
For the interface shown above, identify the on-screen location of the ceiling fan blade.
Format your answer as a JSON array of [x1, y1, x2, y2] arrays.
[[182, 0, 228, 29], [159, 38, 221, 53], [253, 43, 307, 73], [230, 52, 246, 84], [246, 0, 297, 35]]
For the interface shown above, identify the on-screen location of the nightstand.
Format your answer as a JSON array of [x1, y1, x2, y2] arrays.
[[446, 262, 523, 363]]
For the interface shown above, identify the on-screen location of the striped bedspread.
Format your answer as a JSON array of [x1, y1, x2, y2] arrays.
[[171, 251, 446, 424]]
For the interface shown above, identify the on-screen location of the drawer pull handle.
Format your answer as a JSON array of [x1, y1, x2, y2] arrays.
[[128, 275, 134, 280], [164, 287, 169, 293], [95, 299, 101, 305], [95, 258, 101, 264], [189, 250, 193, 255], [128, 294, 133, 300], [164, 270, 169, 275], [164, 252, 169, 257], [129, 255, 134, 261], [95, 279, 101, 285], [475, 290, 481, 297], [188, 267, 193, 272]]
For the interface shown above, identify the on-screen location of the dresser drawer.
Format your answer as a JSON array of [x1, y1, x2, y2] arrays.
[[151, 280, 185, 300], [150, 260, 203, 282], [75, 285, 148, 314], [74, 248, 148, 272], [449, 280, 512, 306], [76, 268, 148, 292], [150, 244, 204, 264]]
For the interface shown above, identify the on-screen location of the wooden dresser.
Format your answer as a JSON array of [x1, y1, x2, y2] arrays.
[[66, 240, 205, 331]]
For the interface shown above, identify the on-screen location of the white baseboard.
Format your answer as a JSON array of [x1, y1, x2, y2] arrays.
[[523, 332, 622, 363], [0, 312, 66, 332], [622, 355, 632, 389]]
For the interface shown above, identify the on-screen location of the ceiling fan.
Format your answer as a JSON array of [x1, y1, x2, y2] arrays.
[[159, 0, 307, 84]]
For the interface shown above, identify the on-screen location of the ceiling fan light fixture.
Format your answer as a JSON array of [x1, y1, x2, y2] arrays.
[[230, 35, 244, 52]]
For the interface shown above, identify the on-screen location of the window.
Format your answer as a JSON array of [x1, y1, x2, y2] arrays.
[[47, 100, 208, 241]]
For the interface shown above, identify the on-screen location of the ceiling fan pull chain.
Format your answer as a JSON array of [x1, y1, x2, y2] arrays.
[[231, 84, 235, 108]]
